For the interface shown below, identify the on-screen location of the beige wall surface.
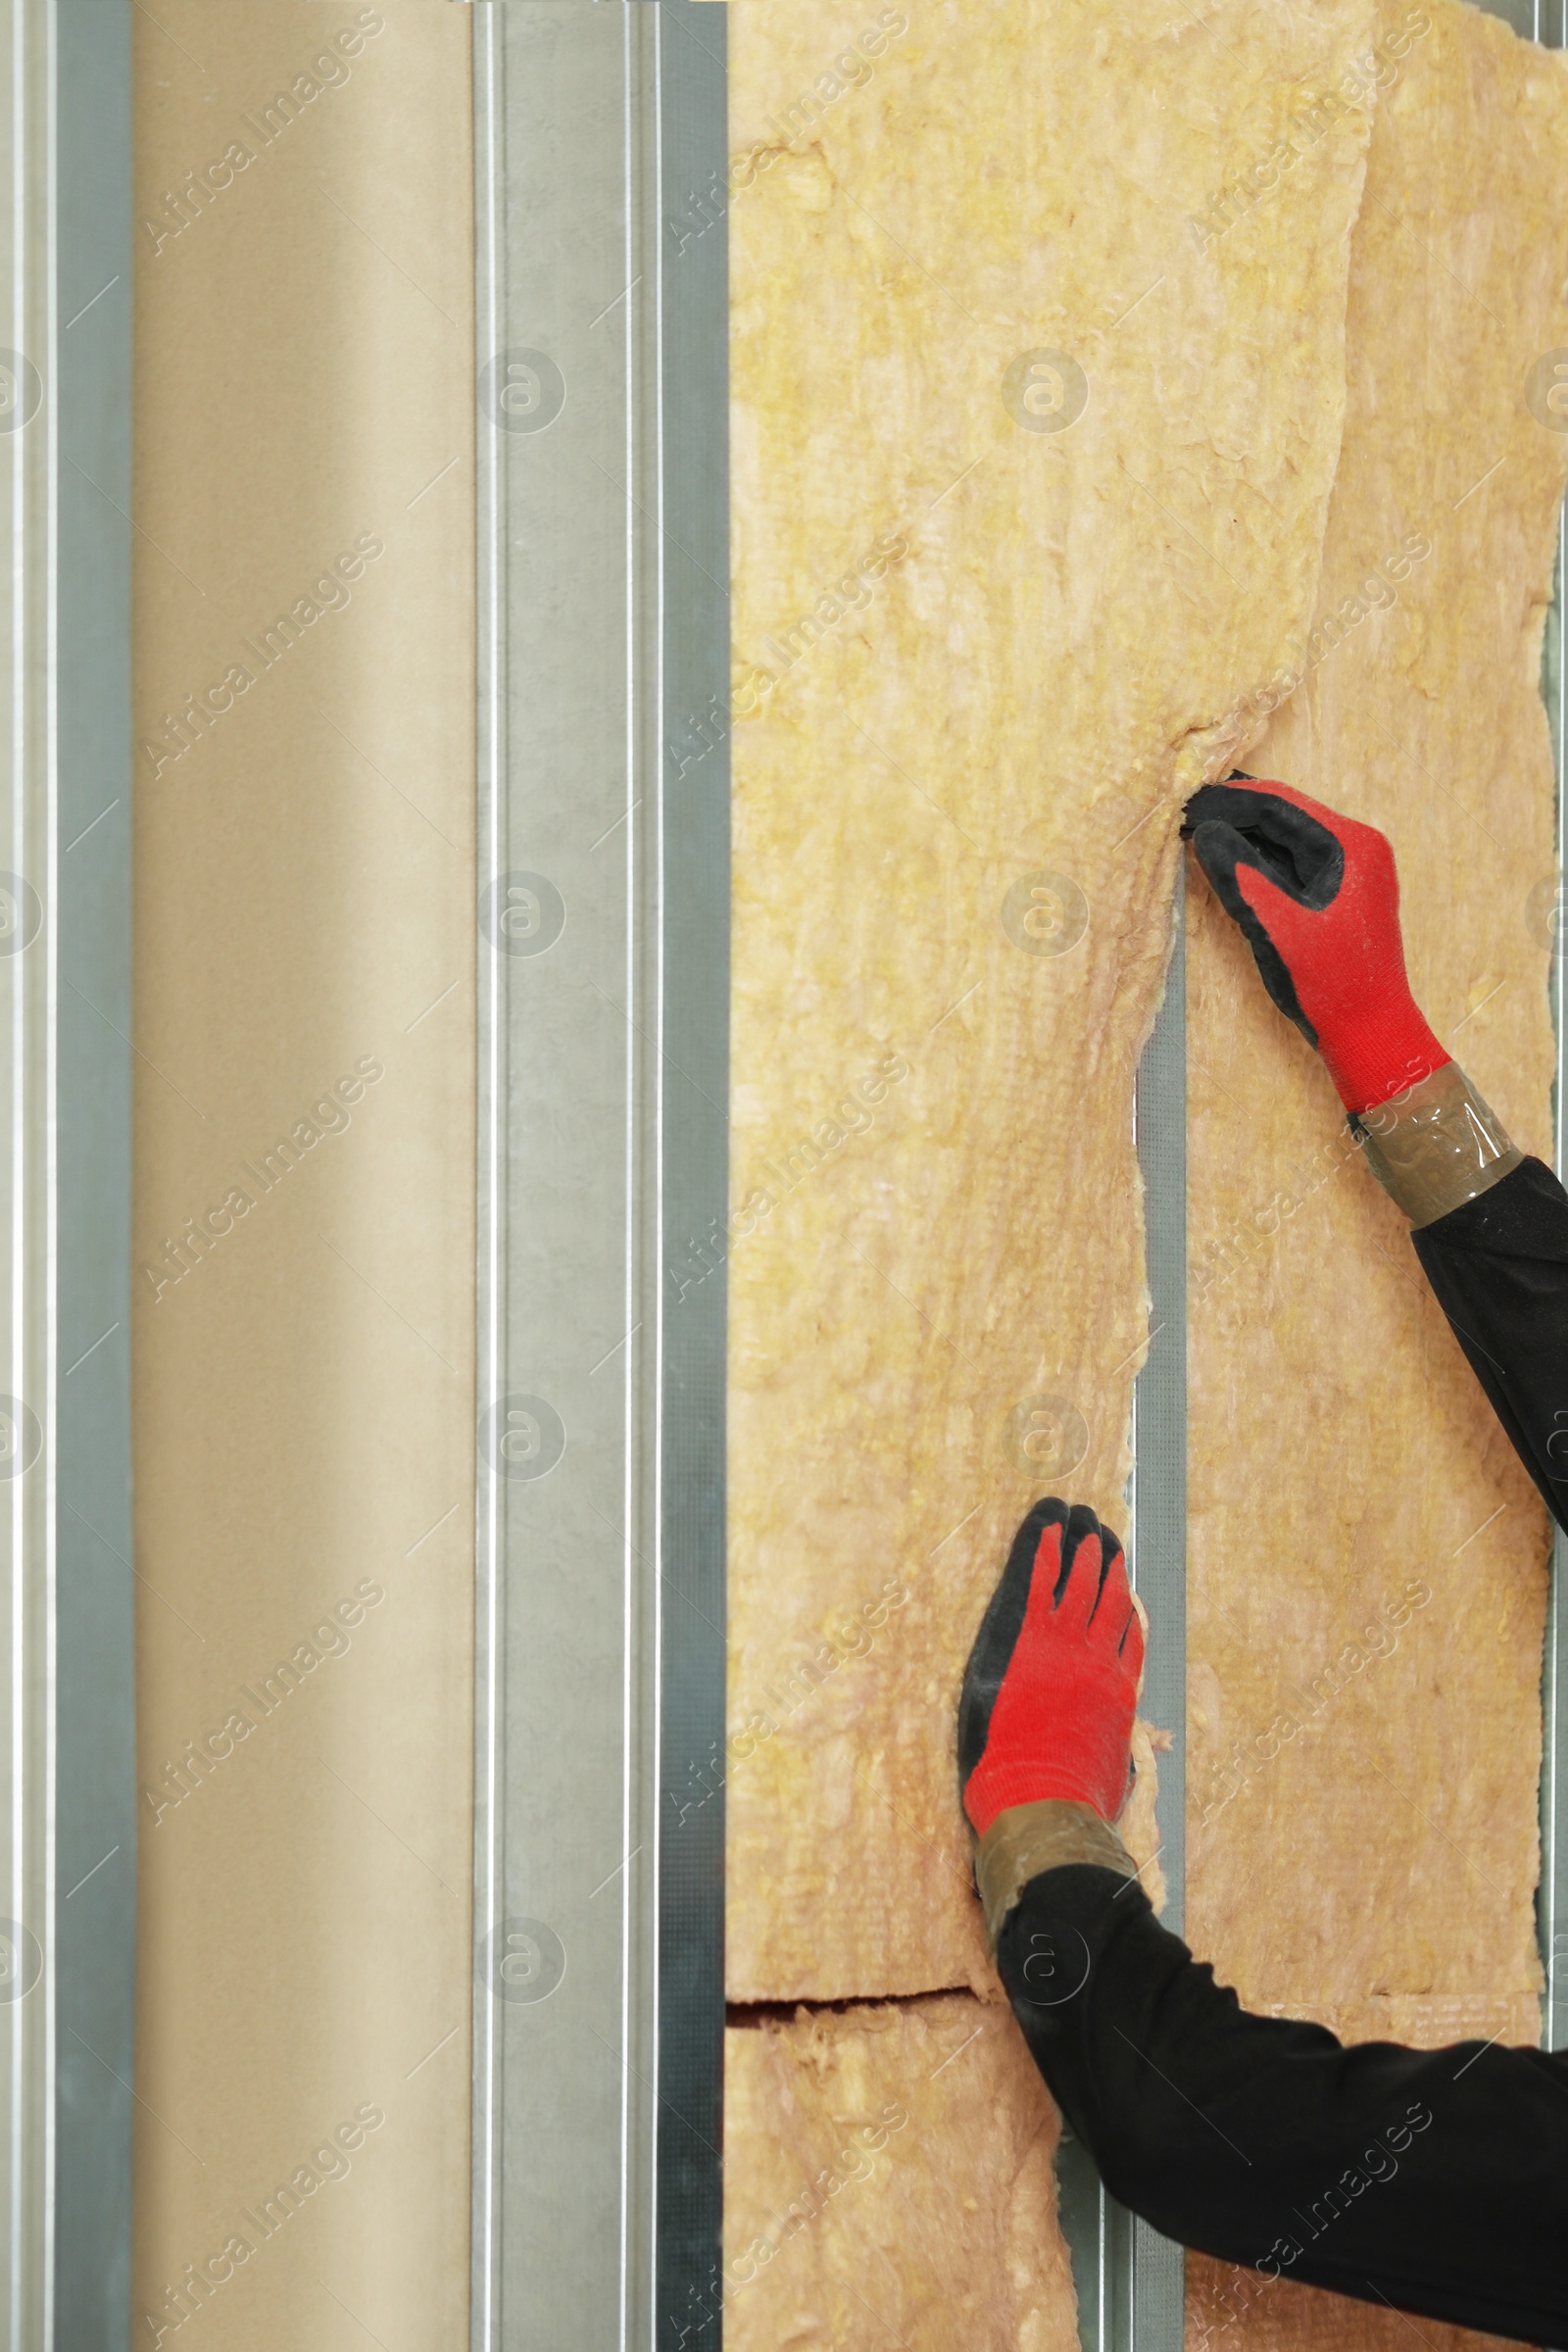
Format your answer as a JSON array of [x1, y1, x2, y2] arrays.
[[131, 8, 475, 2347]]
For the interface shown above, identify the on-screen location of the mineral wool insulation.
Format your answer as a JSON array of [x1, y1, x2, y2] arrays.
[[724, 2, 1568, 2346]]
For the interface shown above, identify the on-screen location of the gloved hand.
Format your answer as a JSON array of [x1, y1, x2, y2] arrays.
[[1182, 776, 1448, 1114], [959, 1500, 1144, 1838]]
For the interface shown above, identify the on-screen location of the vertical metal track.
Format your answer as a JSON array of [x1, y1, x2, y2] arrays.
[[1057, 872, 1188, 2352], [1544, 433, 1567, 2065], [1, 3, 133, 2346], [0, 14, 56, 2336], [53, 7, 133, 2342], [472, 9, 729, 2347], [1126, 869, 1189, 2338], [1132, 868, 1189, 1955]]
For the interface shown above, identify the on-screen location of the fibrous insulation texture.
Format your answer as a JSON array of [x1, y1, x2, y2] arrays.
[[725, 1, 1568, 2345]]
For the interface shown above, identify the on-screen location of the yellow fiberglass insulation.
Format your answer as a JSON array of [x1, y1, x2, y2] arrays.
[[725, 0, 1568, 2343]]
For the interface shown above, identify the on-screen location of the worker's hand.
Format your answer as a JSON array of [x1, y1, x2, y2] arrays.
[[959, 1500, 1144, 1838], [1182, 776, 1447, 1114]]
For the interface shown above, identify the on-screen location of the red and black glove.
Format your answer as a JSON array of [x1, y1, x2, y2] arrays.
[[959, 1500, 1145, 1838], [1182, 776, 1447, 1114]]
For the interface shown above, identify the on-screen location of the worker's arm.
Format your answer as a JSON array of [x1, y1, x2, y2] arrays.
[[958, 1501, 1568, 2347], [999, 1859, 1568, 2347], [1185, 777, 1568, 1530], [1406, 1156, 1568, 1529]]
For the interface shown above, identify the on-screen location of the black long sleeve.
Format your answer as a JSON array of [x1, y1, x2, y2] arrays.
[[1411, 1155, 1568, 1532], [985, 1154, 1568, 2342], [1000, 1868, 1568, 2345]]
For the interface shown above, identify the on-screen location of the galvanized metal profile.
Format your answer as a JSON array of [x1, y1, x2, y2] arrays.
[[0, 13, 56, 2332], [1125, 867, 1189, 2338], [1056, 871, 1188, 2352], [1520, 0, 1568, 2129], [1545, 470, 1568, 2065], [1478, 0, 1566, 37], [1, 4, 134, 2347], [1131, 867, 1189, 1958], [472, 8, 729, 2348]]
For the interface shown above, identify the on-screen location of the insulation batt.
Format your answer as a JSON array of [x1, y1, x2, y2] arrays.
[[727, 0, 1377, 2006], [721, 1994, 1070, 2352], [724, 0, 1568, 2345], [1186, 6, 1568, 2347]]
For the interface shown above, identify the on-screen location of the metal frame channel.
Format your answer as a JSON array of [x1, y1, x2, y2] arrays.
[[1057, 872, 1188, 2352], [1481, 0, 1567, 41], [1, 4, 134, 2348], [1126, 868, 1189, 2337], [472, 7, 729, 2348], [0, 15, 55, 2333], [1546, 436, 1568, 2061]]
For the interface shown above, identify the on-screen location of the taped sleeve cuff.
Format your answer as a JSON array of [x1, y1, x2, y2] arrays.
[[1350, 1060, 1522, 1230], [974, 1798, 1137, 1953]]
